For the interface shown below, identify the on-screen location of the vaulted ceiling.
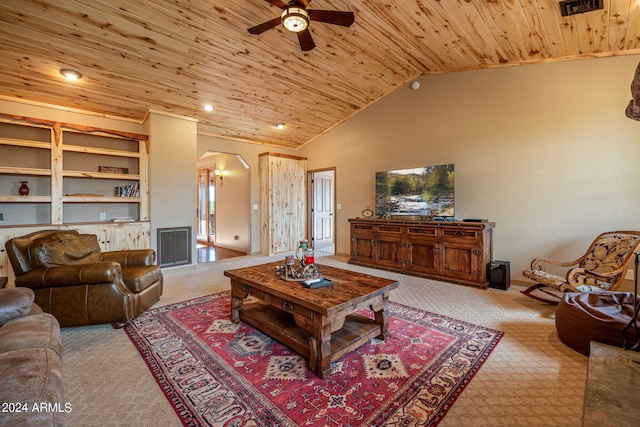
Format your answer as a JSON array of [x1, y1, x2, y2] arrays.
[[1, 0, 639, 149]]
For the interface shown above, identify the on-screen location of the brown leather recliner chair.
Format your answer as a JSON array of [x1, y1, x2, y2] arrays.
[[5, 229, 163, 328]]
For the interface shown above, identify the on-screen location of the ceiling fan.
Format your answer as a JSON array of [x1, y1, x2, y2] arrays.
[[248, 0, 355, 51]]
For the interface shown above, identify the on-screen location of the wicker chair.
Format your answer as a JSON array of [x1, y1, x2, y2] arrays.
[[521, 231, 640, 303]]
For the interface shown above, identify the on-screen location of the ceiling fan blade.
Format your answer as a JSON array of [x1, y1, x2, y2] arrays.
[[297, 0, 311, 7], [248, 17, 282, 35], [297, 29, 316, 51], [263, 0, 287, 8], [308, 10, 355, 27]]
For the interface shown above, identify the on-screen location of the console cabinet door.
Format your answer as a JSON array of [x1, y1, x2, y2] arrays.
[[375, 224, 403, 269], [404, 226, 439, 275], [350, 223, 375, 264], [440, 242, 483, 283], [440, 227, 485, 284]]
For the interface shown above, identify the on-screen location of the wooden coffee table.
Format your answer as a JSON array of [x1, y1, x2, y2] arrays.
[[225, 261, 399, 378]]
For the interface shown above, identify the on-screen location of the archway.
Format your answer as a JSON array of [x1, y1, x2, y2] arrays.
[[196, 151, 250, 262]]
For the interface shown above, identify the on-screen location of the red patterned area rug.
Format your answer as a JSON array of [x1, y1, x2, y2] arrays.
[[124, 292, 503, 426]]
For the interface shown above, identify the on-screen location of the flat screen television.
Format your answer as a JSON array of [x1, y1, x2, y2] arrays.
[[375, 164, 455, 218]]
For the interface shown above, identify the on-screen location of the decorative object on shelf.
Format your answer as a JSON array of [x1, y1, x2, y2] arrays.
[[18, 181, 29, 196], [362, 206, 374, 218], [275, 238, 319, 281], [99, 166, 129, 174]]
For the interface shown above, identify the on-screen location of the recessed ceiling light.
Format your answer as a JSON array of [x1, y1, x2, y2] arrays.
[[275, 122, 285, 129], [59, 68, 82, 81], [204, 104, 214, 112]]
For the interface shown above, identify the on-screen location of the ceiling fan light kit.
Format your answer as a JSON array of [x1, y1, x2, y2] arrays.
[[248, 0, 355, 51], [281, 6, 309, 32]]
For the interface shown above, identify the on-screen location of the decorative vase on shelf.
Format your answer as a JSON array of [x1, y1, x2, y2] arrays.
[[18, 181, 30, 196]]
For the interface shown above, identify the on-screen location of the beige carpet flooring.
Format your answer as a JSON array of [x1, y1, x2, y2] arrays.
[[61, 254, 588, 426]]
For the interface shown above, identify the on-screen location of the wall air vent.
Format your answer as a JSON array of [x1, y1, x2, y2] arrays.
[[559, 0, 603, 16]]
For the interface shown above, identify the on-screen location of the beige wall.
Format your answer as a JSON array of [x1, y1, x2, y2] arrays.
[[145, 111, 198, 258], [299, 54, 640, 279]]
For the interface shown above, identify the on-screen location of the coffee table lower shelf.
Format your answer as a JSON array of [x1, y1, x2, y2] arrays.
[[239, 301, 381, 376]]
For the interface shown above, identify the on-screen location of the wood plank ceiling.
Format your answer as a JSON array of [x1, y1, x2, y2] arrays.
[[0, 0, 639, 149]]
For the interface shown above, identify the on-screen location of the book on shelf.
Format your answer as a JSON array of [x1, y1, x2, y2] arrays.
[[114, 183, 139, 197]]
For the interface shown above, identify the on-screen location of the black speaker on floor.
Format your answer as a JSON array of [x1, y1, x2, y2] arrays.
[[489, 260, 510, 290]]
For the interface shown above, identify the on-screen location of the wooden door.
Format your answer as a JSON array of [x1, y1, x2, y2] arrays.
[[259, 153, 307, 255], [311, 170, 334, 250]]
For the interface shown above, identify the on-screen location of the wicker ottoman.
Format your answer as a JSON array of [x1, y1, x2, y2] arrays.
[[555, 292, 639, 356]]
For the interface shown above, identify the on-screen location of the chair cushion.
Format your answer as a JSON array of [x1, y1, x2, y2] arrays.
[[29, 234, 103, 269], [522, 270, 566, 288], [523, 269, 612, 292], [0, 287, 35, 326], [122, 265, 162, 293], [555, 292, 639, 356]]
